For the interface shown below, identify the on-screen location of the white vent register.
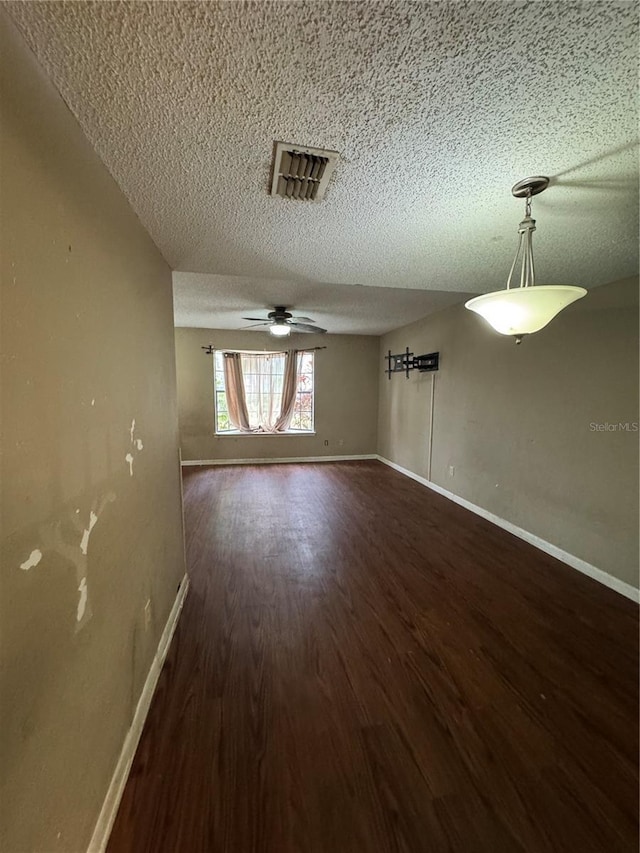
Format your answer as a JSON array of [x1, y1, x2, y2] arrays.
[[270, 141, 339, 201]]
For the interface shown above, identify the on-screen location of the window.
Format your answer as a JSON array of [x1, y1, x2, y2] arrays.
[[291, 351, 314, 431], [214, 350, 314, 434]]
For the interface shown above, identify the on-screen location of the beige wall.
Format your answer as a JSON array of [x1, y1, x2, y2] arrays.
[[378, 277, 639, 588], [175, 327, 379, 461], [0, 14, 186, 852]]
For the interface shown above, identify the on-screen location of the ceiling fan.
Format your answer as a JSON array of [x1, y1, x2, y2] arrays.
[[242, 306, 327, 337]]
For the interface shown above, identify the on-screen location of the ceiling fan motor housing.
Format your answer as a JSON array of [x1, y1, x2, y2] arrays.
[[268, 307, 292, 320]]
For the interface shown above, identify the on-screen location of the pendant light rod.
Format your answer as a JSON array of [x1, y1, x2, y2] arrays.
[[506, 176, 549, 291]]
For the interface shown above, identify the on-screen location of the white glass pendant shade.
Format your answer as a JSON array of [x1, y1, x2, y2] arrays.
[[465, 176, 587, 342], [269, 323, 290, 337], [465, 285, 587, 336]]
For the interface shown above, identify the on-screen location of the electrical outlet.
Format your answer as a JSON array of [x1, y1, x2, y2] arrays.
[[338, 439, 344, 446], [324, 439, 329, 446], [144, 599, 152, 631], [449, 465, 455, 477]]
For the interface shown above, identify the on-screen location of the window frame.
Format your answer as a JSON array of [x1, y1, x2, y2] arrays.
[[213, 348, 315, 436]]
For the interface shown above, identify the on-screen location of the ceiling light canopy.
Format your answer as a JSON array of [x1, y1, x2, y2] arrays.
[[465, 177, 586, 343]]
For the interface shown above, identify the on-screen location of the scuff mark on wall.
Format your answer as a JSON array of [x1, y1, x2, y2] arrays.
[[19, 549, 42, 571], [125, 452, 134, 476], [135, 438, 143, 451], [129, 418, 136, 442]]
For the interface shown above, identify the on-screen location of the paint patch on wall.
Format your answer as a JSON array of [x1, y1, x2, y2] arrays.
[[19, 549, 42, 571], [77, 577, 88, 622], [24, 491, 117, 632], [79, 510, 99, 556], [126, 418, 144, 475]]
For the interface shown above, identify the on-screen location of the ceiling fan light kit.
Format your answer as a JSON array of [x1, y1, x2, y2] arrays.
[[465, 176, 587, 344], [269, 323, 291, 337]]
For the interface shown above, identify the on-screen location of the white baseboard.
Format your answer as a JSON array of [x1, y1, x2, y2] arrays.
[[87, 573, 190, 853], [181, 454, 377, 466], [377, 456, 639, 604]]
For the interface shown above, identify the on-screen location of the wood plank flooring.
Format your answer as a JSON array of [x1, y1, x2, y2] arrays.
[[107, 461, 639, 852]]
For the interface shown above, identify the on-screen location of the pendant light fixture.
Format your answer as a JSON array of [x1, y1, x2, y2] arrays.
[[465, 176, 587, 344]]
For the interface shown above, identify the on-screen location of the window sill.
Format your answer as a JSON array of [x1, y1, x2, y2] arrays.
[[215, 431, 316, 437]]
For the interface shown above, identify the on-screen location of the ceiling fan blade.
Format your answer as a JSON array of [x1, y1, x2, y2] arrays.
[[289, 316, 314, 323], [290, 322, 326, 333], [241, 323, 271, 329], [242, 316, 270, 322]]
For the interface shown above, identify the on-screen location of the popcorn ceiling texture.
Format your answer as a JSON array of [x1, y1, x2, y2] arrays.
[[7, 1, 639, 310]]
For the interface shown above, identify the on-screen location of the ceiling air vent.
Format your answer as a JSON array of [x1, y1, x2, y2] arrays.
[[270, 141, 339, 201]]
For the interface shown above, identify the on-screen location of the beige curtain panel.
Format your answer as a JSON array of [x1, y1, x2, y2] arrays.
[[274, 350, 299, 432], [223, 352, 252, 432]]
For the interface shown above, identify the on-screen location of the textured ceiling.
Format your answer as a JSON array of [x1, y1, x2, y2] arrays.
[[6, 0, 639, 333]]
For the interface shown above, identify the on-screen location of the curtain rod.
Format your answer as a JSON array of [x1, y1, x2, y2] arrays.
[[201, 345, 327, 355]]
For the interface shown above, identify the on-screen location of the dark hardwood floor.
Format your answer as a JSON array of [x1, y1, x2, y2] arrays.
[[107, 461, 639, 852]]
